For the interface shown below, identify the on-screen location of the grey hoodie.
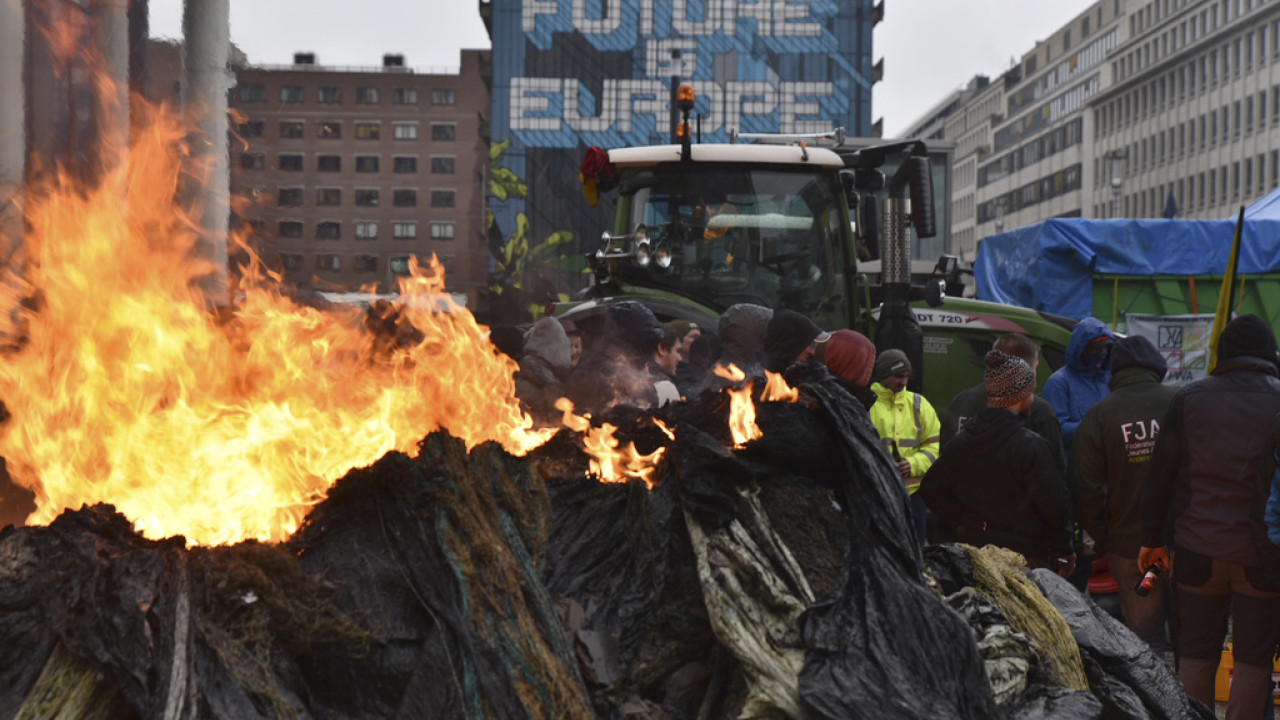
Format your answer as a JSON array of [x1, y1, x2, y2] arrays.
[[514, 317, 572, 425]]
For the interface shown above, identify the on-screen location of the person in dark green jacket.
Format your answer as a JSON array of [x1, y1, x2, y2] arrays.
[[1067, 335, 1176, 653]]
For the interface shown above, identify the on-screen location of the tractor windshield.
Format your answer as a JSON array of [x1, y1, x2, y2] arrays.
[[614, 163, 849, 324]]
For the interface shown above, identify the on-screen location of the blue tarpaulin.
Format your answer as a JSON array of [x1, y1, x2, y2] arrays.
[[1244, 186, 1280, 221], [974, 217, 1280, 319]]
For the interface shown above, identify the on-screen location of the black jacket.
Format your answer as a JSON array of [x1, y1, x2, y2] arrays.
[[921, 407, 1073, 563], [1141, 356, 1280, 564], [941, 383, 1066, 474], [1067, 366, 1177, 558]]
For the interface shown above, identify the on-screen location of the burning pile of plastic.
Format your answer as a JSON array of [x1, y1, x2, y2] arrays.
[[0, 364, 1211, 719]]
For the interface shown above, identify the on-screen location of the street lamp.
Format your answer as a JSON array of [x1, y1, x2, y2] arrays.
[[1104, 149, 1128, 218]]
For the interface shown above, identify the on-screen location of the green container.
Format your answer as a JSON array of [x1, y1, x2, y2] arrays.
[[1089, 273, 1280, 333]]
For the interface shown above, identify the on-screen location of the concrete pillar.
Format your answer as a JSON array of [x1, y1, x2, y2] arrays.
[[181, 0, 231, 307], [0, 0, 27, 337], [91, 0, 130, 175]]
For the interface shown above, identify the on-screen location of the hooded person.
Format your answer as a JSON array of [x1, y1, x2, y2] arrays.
[[1067, 334, 1177, 654], [675, 332, 722, 400], [868, 347, 941, 545], [1140, 314, 1280, 715], [559, 317, 583, 369], [565, 301, 664, 416], [1041, 316, 1116, 453], [717, 303, 773, 375], [760, 310, 830, 374], [513, 317, 574, 426], [920, 350, 1075, 571], [824, 329, 877, 408]]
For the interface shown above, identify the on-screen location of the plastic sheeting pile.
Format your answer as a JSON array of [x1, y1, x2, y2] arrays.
[[0, 363, 1216, 719]]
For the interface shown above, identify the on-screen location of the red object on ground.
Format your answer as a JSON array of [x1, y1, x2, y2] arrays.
[[1088, 554, 1120, 594]]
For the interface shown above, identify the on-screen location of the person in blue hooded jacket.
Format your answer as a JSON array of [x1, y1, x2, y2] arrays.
[[1041, 316, 1116, 453]]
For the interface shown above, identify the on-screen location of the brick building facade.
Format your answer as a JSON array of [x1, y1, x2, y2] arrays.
[[229, 51, 491, 303]]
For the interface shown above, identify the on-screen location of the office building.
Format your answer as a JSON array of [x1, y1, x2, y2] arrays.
[[1091, 0, 1280, 221], [908, 0, 1280, 263], [228, 51, 491, 303]]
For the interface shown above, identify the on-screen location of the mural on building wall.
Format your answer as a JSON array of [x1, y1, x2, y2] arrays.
[[484, 0, 874, 322], [511, 1, 855, 146]]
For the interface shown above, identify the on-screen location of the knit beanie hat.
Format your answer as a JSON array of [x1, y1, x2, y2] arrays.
[[872, 349, 911, 383], [665, 320, 697, 339], [607, 301, 664, 356], [718, 303, 773, 365], [825, 329, 876, 386], [984, 349, 1035, 408], [1218, 314, 1279, 363], [1109, 335, 1167, 380], [761, 310, 829, 373]]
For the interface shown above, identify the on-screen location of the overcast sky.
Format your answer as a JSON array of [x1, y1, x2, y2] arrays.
[[147, 0, 1097, 137]]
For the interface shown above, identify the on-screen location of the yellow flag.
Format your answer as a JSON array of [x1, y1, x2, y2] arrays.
[[1209, 206, 1246, 372]]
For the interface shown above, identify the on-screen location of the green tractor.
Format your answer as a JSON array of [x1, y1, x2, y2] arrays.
[[556, 90, 1074, 406]]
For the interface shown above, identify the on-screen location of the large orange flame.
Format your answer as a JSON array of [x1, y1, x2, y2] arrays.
[[0, 104, 554, 545], [713, 364, 761, 447], [554, 398, 665, 488], [762, 371, 799, 402]]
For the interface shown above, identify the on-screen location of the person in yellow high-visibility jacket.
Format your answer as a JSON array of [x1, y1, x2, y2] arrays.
[[870, 349, 941, 545]]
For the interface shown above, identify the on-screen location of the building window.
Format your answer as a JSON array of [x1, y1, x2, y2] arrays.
[[393, 122, 418, 140], [355, 122, 381, 140], [279, 121, 304, 139], [431, 123, 456, 141], [316, 222, 341, 240], [318, 121, 342, 139], [392, 189, 417, 207], [239, 120, 265, 138], [278, 154, 303, 171], [430, 222, 455, 240], [317, 188, 341, 206], [392, 222, 417, 239], [239, 153, 265, 170], [394, 87, 418, 105], [317, 154, 341, 172], [315, 253, 342, 271], [354, 188, 380, 206], [356, 87, 381, 105], [393, 156, 418, 173], [355, 221, 378, 239], [317, 86, 341, 104], [431, 88, 456, 106], [277, 187, 303, 207], [430, 156, 455, 174], [354, 255, 379, 273], [430, 189, 455, 208], [278, 220, 304, 238], [280, 85, 305, 103], [390, 255, 413, 275], [237, 83, 266, 102], [355, 155, 380, 173], [281, 252, 304, 271]]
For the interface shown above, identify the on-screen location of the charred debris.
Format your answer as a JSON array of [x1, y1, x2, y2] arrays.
[[0, 364, 1209, 719]]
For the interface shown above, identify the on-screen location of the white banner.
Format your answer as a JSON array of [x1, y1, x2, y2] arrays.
[[1123, 313, 1215, 385]]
